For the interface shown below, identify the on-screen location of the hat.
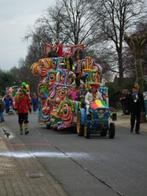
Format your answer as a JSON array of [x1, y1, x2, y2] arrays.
[[133, 83, 139, 90]]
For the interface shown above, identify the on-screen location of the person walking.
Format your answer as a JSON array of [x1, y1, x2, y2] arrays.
[[15, 87, 31, 135], [129, 84, 144, 134], [0, 95, 5, 123], [31, 93, 38, 112], [3, 94, 13, 114]]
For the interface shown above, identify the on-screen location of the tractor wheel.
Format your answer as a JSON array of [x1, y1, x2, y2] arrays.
[[109, 123, 115, 139], [100, 128, 107, 137]]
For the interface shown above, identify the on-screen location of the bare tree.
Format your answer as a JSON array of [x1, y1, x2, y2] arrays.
[[37, 0, 98, 45], [89, 0, 145, 80], [36, 4, 64, 43], [60, 0, 96, 44], [24, 26, 53, 66]]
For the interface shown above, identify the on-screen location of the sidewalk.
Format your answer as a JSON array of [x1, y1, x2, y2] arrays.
[[115, 112, 147, 132], [0, 123, 67, 196]]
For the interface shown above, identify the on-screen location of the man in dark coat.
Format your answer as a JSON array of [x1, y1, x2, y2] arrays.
[[129, 84, 144, 134]]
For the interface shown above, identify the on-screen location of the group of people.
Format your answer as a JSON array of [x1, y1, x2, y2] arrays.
[[71, 82, 145, 135], [0, 87, 39, 135], [68, 84, 108, 115], [0, 82, 145, 136]]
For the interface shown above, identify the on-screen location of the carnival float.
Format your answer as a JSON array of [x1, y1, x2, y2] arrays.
[[31, 42, 115, 138]]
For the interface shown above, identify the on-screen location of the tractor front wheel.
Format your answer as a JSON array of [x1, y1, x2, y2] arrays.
[[100, 128, 107, 137]]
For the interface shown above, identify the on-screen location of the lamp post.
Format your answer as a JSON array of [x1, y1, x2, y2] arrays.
[[124, 33, 147, 92]]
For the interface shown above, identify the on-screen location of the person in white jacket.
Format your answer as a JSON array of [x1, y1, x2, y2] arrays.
[[85, 89, 93, 114]]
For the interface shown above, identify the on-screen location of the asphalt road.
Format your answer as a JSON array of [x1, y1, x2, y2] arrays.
[[2, 112, 147, 196]]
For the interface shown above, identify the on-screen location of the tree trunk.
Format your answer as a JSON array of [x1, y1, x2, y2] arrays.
[[118, 52, 124, 81], [135, 58, 144, 92]]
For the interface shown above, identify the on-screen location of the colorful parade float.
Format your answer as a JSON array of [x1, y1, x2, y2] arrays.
[[31, 42, 115, 138]]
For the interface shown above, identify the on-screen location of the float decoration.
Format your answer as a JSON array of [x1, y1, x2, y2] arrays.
[[31, 42, 107, 130]]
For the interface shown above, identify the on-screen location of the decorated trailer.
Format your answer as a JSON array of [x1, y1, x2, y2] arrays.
[[31, 43, 115, 138]]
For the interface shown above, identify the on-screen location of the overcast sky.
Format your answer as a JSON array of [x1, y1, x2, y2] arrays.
[[0, 0, 55, 71], [0, 1, 147, 71]]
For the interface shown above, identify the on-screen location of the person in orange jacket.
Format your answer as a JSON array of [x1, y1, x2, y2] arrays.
[[15, 87, 31, 135]]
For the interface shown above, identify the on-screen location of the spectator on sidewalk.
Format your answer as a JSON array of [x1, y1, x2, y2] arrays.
[[15, 87, 31, 135], [0, 95, 5, 123], [120, 89, 130, 115], [3, 94, 13, 114], [31, 93, 38, 112], [129, 83, 144, 134]]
